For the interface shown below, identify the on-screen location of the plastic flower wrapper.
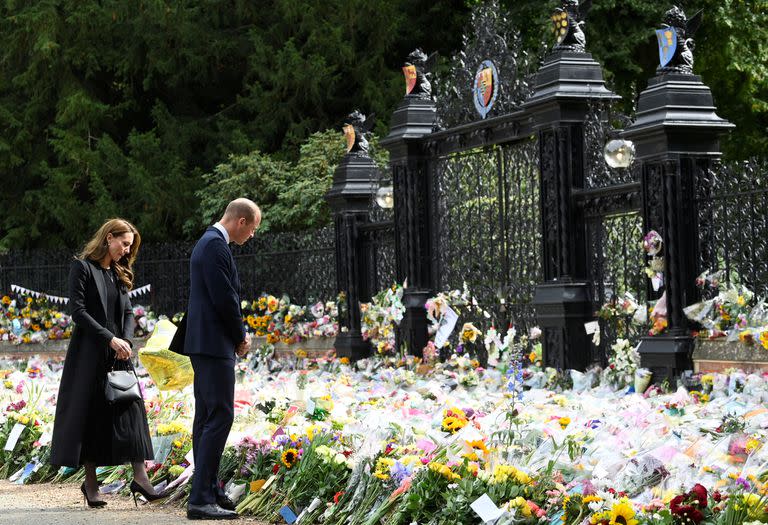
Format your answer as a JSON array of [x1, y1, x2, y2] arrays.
[[571, 367, 599, 393], [642, 230, 663, 256], [602, 338, 640, 389], [138, 319, 194, 391], [615, 454, 670, 497]]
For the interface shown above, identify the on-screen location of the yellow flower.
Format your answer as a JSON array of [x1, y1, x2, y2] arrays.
[[173, 440, 183, 448], [428, 462, 460, 480], [373, 457, 395, 479], [701, 374, 714, 385], [281, 448, 299, 468], [583, 495, 602, 503], [590, 511, 611, 524], [466, 439, 489, 455], [746, 438, 762, 453], [157, 421, 189, 436], [738, 295, 747, 307], [26, 297, 33, 304], [609, 499, 638, 525], [558, 416, 571, 430], [19, 415, 30, 425], [285, 314, 293, 324], [492, 465, 533, 485], [504, 497, 532, 517], [760, 331, 768, 350], [442, 416, 467, 433], [267, 296, 279, 313], [1, 296, 10, 305], [460, 323, 482, 343], [339, 357, 350, 365]]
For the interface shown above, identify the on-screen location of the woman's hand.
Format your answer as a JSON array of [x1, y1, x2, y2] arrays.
[[110, 337, 132, 360]]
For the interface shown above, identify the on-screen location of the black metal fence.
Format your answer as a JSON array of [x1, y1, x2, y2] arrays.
[[0, 227, 336, 315], [696, 158, 768, 297]]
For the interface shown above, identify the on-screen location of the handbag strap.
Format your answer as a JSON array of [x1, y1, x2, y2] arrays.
[[108, 351, 135, 373]]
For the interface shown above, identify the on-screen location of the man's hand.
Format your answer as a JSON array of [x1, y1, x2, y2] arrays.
[[236, 334, 252, 357]]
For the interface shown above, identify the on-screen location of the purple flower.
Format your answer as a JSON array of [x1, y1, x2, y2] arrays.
[[391, 461, 413, 483], [736, 477, 750, 490]]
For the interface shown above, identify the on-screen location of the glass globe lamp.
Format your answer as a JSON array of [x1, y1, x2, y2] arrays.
[[375, 185, 394, 209], [603, 138, 635, 168]]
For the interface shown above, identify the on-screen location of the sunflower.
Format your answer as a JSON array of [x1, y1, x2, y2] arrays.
[[466, 439, 489, 454], [281, 448, 299, 468], [442, 416, 467, 433], [609, 500, 638, 525]]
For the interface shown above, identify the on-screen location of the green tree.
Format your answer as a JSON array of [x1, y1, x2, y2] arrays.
[[194, 129, 389, 233], [0, 0, 467, 249]]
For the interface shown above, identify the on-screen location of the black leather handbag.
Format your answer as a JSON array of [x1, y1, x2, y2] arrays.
[[105, 361, 141, 404]]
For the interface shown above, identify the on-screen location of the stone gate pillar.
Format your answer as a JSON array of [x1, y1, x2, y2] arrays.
[[624, 7, 733, 383], [524, 1, 619, 370], [325, 112, 379, 360], [381, 50, 437, 356]]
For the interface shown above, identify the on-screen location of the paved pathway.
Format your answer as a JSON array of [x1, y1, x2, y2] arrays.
[[0, 481, 265, 524]]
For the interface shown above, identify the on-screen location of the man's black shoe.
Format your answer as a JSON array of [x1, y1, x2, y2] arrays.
[[216, 495, 236, 511], [187, 503, 238, 520]]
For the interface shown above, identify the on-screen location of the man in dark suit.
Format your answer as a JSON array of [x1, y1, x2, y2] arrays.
[[185, 198, 260, 520]]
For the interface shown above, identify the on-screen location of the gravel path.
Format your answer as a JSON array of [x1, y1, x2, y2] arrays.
[[0, 481, 267, 524]]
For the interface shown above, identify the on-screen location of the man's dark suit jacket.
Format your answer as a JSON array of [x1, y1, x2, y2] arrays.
[[183, 226, 245, 358]]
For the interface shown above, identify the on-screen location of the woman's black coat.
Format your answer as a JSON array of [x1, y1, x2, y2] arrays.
[[49, 258, 134, 467]]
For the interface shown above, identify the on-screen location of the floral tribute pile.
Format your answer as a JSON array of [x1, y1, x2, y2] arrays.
[[0, 290, 338, 347], [2, 325, 768, 524], [0, 292, 157, 344]]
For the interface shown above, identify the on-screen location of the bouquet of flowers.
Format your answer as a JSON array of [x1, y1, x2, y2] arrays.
[[360, 284, 405, 356], [684, 271, 768, 345], [242, 294, 339, 344], [601, 338, 640, 389], [132, 304, 158, 338]]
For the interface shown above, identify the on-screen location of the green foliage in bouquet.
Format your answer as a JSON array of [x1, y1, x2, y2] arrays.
[[0, 384, 45, 479]]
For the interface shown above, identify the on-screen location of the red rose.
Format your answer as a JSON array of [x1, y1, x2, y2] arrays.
[[690, 483, 708, 507], [272, 464, 280, 474], [670, 495, 685, 513]]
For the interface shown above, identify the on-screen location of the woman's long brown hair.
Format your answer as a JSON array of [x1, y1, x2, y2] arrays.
[[78, 218, 141, 290]]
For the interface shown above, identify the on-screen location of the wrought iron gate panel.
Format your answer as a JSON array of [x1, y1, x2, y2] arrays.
[[432, 137, 541, 332], [586, 211, 646, 363], [359, 221, 397, 296], [696, 158, 768, 296]]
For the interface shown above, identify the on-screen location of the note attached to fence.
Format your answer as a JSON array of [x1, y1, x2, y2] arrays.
[[434, 305, 459, 348]]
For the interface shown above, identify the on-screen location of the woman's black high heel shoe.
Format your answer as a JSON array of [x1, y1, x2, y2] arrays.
[[80, 482, 107, 508], [130, 480, 165, 507]]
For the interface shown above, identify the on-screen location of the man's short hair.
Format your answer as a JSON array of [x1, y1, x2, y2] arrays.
[[223, 198, 260, 223]]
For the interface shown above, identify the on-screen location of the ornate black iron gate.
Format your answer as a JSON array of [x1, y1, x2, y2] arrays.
[[429, 139, 541, 333]]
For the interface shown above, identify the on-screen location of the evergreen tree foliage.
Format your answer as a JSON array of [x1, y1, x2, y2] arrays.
[[0, 0, 764, 249]]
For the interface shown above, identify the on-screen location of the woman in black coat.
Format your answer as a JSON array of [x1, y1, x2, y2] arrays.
[[50, 218, 162, 507]]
